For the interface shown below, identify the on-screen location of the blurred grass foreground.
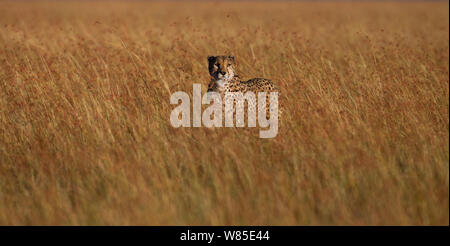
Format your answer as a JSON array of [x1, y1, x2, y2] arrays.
[[0, 1, 448, 225]]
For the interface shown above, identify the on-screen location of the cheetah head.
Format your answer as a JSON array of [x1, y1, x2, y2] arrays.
[[208, 55, 235, 81]]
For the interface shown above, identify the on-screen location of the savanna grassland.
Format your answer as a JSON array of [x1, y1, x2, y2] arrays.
[[0, 0, 448, 225]]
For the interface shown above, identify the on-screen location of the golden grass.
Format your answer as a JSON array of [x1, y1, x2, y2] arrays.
[[0, 0, 448, 225]]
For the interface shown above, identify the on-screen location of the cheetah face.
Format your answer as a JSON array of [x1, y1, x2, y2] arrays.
[[208, 55, 235, 81]]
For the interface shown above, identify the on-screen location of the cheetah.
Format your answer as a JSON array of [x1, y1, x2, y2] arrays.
[[206, 55, 279, 123]]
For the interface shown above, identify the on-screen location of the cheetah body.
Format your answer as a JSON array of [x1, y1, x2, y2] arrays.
[[205, 56, 280, 123]]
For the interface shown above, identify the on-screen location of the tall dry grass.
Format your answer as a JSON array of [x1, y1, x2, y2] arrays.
[[0, 1, 448, 225]]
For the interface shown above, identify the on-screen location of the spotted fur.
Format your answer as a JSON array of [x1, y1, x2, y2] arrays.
[[206, 56, 279, 119]]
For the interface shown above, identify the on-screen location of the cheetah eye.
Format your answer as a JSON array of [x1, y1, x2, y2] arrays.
[[227, 64, 232, 67]]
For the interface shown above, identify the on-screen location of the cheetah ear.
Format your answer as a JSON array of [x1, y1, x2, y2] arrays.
[[228, 56, 235, 63], [207, 56, 215, 63]]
